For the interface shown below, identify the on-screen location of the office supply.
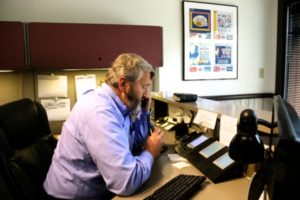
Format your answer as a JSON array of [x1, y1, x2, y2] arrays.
[[41, 98, 70, 121], [175, 133, 243, 183], [175, 122, 189, 140], [172, 161, 192, 169], [199, 140, 225, 158], [187, 134, 209, 149], [167, 153, 187, 162], [147, 114, 154, 136], [228, 109, 265, 164], [143, 174, 206, 200], [154, 116, 178, 131], [212, 152, 235, 170], [179, 134, 191, 142], [172, 93, 198, 102], [193, 108, 218, 130], [164, 123, 176, 131], [38, 75, 68, 98], [75, 74, 97, 100], [147, 115, 167, 154], [219, 115, 238, 146]]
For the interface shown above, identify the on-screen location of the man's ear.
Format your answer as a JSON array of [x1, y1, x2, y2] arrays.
[[118, 77, 127, 90]]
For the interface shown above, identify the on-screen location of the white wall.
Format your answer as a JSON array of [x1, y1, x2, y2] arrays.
[[0, 0, 278, 97]]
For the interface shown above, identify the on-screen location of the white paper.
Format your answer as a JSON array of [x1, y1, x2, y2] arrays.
[[38, 75, 68, 98], [167, 154, 187, 162], [41, 98, 70, 121], [172, 161, 191, 169], [75, 74, 97, 100], [164, 123, 175, 131], [219, 115, 238, 146], [193, 109, 218, 129]]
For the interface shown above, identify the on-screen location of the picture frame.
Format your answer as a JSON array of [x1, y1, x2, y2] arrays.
[[183, 1, 238, 80]]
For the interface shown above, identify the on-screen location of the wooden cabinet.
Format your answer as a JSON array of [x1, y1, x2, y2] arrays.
[[0, 21, 26, 69], [28, 23, 163, 69]]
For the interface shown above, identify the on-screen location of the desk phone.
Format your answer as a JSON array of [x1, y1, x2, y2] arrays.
[[175, 133, 243, 183]]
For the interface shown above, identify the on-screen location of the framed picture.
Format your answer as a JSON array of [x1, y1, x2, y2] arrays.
[[183, 1, 238, 80]]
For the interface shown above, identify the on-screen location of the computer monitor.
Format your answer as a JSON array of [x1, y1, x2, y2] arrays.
[[266, 95, 300, 200]]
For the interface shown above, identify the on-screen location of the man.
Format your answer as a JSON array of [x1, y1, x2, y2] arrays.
[[44, 53, 164, 199]]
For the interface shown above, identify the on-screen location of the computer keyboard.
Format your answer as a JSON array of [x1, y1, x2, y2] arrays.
[[143, 174, 206, 200]]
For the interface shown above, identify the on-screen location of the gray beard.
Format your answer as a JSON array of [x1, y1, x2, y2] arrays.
[[132, 103, 141, 115], [126, 91, 140, 112]]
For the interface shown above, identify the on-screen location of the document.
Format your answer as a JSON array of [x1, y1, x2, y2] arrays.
[[193, 109, 218, 129], [172, 161, 191, 169], [75, 74, 97, 100], [41, 98, 70, 121], [167, 153, 187, 162], [219, 115, 238, 146], [38, 75, 68, 98]]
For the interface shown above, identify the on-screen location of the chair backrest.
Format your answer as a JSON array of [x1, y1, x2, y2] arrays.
[[0, 172, 14, 200], [0, 98, 57, 200]]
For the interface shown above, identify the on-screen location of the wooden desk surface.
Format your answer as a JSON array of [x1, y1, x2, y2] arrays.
[[113, 132, 251, 200]]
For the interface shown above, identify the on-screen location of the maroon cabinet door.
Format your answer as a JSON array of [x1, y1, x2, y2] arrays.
[[28, 23, 163, 69], [0, 21, 26, 69]]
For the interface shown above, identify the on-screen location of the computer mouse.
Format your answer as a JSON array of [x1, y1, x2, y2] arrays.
[[180, 135, 190, 142]]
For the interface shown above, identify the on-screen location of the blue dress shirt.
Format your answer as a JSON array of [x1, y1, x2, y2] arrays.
[[43, 83, 153, 199]]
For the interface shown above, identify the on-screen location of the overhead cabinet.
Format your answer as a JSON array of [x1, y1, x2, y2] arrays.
[[0, 21, 26, 69], [28, 23, 163, 69]]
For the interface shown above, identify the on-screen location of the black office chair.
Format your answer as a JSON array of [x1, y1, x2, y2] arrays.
[[0, 98, 57, 200], [0, 172, 14, 200]]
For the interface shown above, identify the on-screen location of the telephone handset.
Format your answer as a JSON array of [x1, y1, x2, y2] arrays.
[[141, 97, 149, 110], [146, 105, 168, 154]]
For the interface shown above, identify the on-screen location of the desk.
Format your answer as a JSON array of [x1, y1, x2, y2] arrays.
[[151, 94, 272, 122], [151, 94, 274, 139], [114, 131, 250, 200]]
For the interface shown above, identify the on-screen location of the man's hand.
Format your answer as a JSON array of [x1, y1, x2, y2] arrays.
[[144, 128, 164, 158]]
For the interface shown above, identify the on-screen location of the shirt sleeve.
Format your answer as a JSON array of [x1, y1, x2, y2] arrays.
[[82, 108, 154, 196]]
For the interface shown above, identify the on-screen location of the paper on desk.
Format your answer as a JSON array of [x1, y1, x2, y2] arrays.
[[41, 98, 70, 121], [38, 75, 68, 98], [193, 109, 218, 129], [168, 153, 187, 162], [219, 115, 238, 146], [75, 74, 97, 101], [172, 161, 191, 169]]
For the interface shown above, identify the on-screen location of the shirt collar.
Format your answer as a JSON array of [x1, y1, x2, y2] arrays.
[[101, 83, 130, 117]]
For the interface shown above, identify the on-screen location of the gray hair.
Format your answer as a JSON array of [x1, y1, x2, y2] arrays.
[[105, 53, 155, 88]]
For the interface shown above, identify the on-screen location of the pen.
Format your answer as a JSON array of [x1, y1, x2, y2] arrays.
[[147, 115, 168, 153], [147, 114, 155, 136]]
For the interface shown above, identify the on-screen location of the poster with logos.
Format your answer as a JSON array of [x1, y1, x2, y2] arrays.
[[183, 2, 238, 80]]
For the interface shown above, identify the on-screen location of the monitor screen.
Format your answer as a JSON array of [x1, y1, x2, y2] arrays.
[[266, 96, 300, 200]]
